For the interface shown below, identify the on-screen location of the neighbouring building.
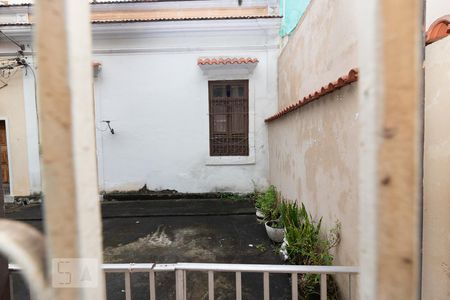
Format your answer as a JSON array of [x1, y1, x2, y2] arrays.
[[0, 0, 280, 196], [265, 0, 450, 299]]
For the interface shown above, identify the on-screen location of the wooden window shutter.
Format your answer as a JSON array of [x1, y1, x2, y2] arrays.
[[209, 80, 249, 156]]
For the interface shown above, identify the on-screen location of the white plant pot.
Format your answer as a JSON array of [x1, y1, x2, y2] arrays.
[[279, 237, 289, 261], [265, 221, 285, 243], [256, 209, 265, 223]]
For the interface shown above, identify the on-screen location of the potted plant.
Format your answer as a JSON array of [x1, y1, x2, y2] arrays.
[[255, 185, 276, 222], [264, 212, 284, 242], [278, 201, 301, 260], [283, 203, 341, 299], [254, 192, 265, 222], [260, 187, 284, 242]]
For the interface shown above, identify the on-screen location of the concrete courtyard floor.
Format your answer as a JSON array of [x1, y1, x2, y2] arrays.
[[5, 199, 292, 299]]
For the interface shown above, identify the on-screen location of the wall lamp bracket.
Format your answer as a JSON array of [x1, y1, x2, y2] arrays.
[[102, 120, 115, 134]]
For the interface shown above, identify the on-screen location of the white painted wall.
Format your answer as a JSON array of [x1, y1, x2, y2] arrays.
[[426, 0, 450, 28], [0, 18, 280, 195], [92, 20, 280, 193], [422, 36, 450, 300], [22, 59, 41, 194]]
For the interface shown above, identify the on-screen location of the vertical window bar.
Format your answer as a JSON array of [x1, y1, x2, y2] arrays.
[[208, 271, 214, 300], [149, 271, 156, 300], [291, 273, 298, 299], [183, 271, 187, 300], [175, 270, 184, 300], [9, 274, 13, 300], [125, 272, 131, 300], [348, 274, 352, 300], [263, 272, 269, 300], [235, 272, 242, 300], [320, 274, 327, 300]]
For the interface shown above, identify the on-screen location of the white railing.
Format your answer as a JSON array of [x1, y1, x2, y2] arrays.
[[9, 263, 359, 300]]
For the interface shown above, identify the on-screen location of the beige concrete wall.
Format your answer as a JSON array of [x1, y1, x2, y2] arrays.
[[422, 36, 450, 300], [268, 0, 359, 298], [277, 0, 358, 109], [268, 85, 359, 299], [0, 69, 31, 196]]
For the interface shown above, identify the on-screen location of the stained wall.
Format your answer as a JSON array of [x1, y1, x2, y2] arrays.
[[422, 36, 450, 300], [268, 0, 360, 298]]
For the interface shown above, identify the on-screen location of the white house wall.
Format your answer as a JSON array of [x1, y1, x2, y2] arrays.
[[92, 21, 279, 193], [22, 58, 41, 194]]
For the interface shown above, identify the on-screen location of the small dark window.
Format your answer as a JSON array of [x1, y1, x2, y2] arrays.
[[209, 80, 249, 156]]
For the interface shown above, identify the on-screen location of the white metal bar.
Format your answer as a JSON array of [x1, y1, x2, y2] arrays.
[[7, 264, 19, 271], [183, 271, 187, 300], [348, 274, 352, 300], [175, 263, 359, 274], [9, 273, 13, 300], [103, 263, 154, 273], [124, 272, 131, 300], [8, 262, 359, 300], [35, 0, 105, 298], [208, 271, 214, 300], [263, 272, 269, 300], [175, 270, 184, 300], [291, 273, 297, 299], [320, 274, 327, 300], [10, 263, 359, 275], [235, 272, 242, 300], [153, 264, 176, 272], [10, 261, 359, 300], [149, 271, 156, 300]]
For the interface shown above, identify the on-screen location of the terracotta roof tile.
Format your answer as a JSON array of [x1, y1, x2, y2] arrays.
[[0, 1, 208, 7], [197, 57, 259, 65], [91, 0, 185, 4], [0, 3, 31, 7], [92, 15, 280, 24], [265, 68, 359, 122], [426, 15, 450, 45], [0, 15, 281, 27]]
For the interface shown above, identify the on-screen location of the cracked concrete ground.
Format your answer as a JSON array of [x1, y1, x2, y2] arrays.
[[5, 199, 292, 299]]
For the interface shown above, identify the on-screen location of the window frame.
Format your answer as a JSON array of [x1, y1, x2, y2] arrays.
[[208, 80, 249, 157]]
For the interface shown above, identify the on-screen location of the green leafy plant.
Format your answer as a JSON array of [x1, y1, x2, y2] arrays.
[[220, 193, 247, 202], [279, 201, 301, 228], [255, 186, 279, 221], [282, 203, 341, 299], [255, 243, 266, 252], [266, 219, 284, 229]]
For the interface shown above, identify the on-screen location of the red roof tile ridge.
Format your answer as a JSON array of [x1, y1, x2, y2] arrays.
[[92, 15, 281, 24], [426, 15, 450, 45], [265, 68, 359, 123], [0, 15, 282, 27], [197, 57, 259, 65]]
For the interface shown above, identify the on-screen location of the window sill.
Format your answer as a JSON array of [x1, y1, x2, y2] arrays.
[[205, 155, 255, 166]]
